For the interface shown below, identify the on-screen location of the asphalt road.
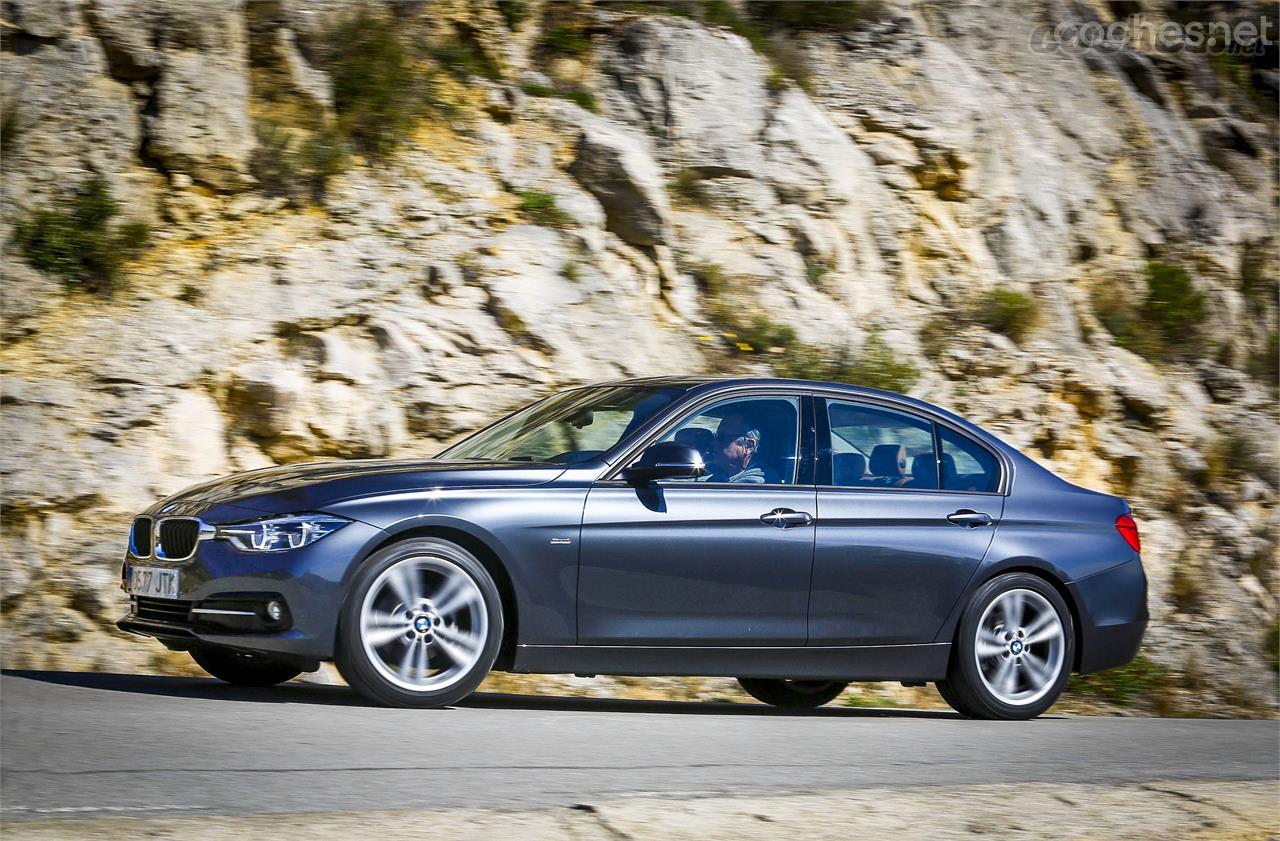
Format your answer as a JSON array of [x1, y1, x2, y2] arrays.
[[2, 671, 1277, 820]]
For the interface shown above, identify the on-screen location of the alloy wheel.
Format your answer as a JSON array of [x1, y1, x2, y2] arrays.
[[358, 555, 488, 692], [974, 588, 1066, 707]]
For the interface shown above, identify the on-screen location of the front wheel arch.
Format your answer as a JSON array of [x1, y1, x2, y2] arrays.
[[339, 525, 521, 671]]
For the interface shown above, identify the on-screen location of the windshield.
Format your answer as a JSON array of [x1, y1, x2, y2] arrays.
[[439, 385, 688, 464]]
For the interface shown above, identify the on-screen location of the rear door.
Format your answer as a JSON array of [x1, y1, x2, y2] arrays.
[[809, 398, 1005, 645]]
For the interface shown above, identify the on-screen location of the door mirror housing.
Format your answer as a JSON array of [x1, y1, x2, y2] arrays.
[[622, 441, 707, 484]]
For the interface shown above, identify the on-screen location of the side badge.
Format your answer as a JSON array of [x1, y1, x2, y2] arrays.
[[549, 538, 572, 545]]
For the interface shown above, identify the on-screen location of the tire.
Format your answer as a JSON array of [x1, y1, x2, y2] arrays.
[[941, 572, 1075, 721], [738, 678, 849, 708], [934, 677, 977, 718], [335, 537, 503, 708], [190, 647, 301, 687]]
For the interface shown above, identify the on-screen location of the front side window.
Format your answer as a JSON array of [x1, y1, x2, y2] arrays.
[[824, 401, 938, 489], [441, 385, 686, 464], [660, 396, 801, 484], [939, 425, 1001, 493]]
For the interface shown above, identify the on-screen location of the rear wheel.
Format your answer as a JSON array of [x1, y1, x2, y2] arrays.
[[336, 538, 503, 708], [738, 678, 848, 708], [941, 572, 1074, 721], [190, 647, 301, 687]]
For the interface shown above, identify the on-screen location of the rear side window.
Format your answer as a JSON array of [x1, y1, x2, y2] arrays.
[[824, 401, 938, 489], [939, 425, 1001, 493]]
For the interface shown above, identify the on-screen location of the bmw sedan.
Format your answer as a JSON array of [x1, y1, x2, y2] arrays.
[[119, 377, 1147, 719]]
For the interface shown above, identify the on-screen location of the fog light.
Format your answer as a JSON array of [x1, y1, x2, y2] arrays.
[[265, 600, 284, 622]]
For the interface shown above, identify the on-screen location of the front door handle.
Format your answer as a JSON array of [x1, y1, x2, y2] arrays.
[[760, 508, 814, 529], [947, 509, 993, 528]]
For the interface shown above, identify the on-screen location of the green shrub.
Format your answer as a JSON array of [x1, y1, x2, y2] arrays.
[[496, 0, 531, 30], [977, 288, 1040, 344], [1247, 330, 1278, 389], [324, 8, 438, 160], [564, 88, 597, 112], [251, 119, 346, 203], [696, 263, 917, 391], [1144, 260, 1205, 345], [521, 83, 598, 112], [804, 260, 830, 287], [12, 176, 149, 296], [561, 260, 581, 282], [517, 190, 571, 227], [1169, 556, 1204, 614], [177, 283, 204, 303], [1203, 431, 1252, 488], [543, 25, 591, 56], [433, 38, 501, 81], [1, 99, 22, 149], [667, 169, 706, 205], [1094, 261, 1207, 361], [918, 315, 952, 359], [745, 1, 881, 31], [1068, 655, 1168, 706]]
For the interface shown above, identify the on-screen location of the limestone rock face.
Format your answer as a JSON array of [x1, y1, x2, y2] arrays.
[[568, 112, 672, 247], [87, 0, 255, 189], [0, 1, 1275, 714]]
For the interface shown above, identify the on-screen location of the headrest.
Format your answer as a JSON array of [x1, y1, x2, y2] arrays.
[[675, 427, 714, 454], [869, 444, 908, 477], [832, 452, 867, 486], [911, 453, 938, 488]]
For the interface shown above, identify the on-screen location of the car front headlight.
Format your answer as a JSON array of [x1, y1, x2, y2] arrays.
[[216, 514, 351, 553]]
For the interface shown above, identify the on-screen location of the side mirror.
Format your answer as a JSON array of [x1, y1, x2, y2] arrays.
[[621, 441, 706, 484]]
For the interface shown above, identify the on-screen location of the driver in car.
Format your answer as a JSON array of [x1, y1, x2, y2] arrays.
[[702, 415, 778, 484]]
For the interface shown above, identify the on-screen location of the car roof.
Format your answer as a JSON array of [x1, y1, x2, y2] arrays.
[[591, 376, 1004, 451], [593, 375, 909, 401]]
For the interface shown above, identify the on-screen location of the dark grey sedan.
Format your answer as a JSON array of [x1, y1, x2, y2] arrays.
[[119, 377, 1147, 719]]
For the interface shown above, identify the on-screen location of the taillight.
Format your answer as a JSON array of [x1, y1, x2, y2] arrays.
[[1115, 513, 1140, 554]]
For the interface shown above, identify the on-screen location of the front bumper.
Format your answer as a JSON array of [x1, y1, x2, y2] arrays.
[[118, 519, 382, 664], [1068, 556, 1149, 674]]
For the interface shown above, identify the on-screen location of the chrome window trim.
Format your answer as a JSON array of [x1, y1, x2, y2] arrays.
[[128, 515, 154, 559], [601, 384, 1012, 494], [817, 395, 1010, 496]]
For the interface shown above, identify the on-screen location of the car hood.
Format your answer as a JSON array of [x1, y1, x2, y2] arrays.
[[145, 458, 566, 521]]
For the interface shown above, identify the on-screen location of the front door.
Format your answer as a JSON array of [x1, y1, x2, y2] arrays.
[[577, 394, 816, 646], [809, 398, 1005, 645]]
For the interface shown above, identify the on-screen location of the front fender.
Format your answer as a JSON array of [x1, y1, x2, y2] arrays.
[[324, 487, 589, 645]]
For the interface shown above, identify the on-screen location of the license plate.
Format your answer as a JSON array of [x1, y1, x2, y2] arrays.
[[128, 566, 180, 599]]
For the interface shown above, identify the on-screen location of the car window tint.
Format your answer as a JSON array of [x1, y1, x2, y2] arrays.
[[939, 425, 1001, 492], [442, 385, 686, 464], [825, 401, 938, 489], [661, 396, 801, 484]]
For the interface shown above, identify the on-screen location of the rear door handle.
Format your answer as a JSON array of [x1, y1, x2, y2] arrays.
[[760, 508, 814, 529], [947, 509, 993, 528]]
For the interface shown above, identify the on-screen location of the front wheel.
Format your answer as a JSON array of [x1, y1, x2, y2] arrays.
[[940, 572, 1074, 720], [335, 538, 503, 708], [190, 647, 302, 687], [738, 678, 849, 708]]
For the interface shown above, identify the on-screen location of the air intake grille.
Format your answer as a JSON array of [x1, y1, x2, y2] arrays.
[[129, 517, 153, 557], [157, 519, 200, 560], [135, 596, 193, 624]]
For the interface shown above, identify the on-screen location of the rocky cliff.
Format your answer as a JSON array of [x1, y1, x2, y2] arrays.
[[2, 0, 1276, 714]]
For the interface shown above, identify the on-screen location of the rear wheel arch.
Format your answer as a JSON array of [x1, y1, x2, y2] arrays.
[[343, 525, 521, 670], [963, 564, 1084, 672]]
